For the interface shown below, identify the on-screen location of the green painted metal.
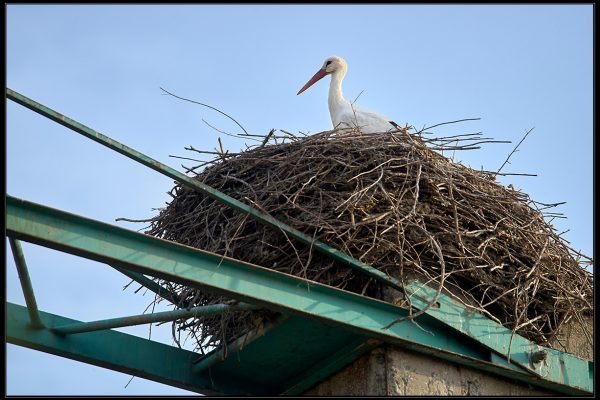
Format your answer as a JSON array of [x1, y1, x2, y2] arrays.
[[7, 302, 376, 395], [4, 195, 467, 355], [52, 302, 259, 335], [191, 314, 287, 373], [280, 337, 382, 395], [5, 195, 591, 394], [8, 238, 44, 329], [190, 314, 380, 395], [6, 87, 404, 293], [192, 314, 379, 395], [7, 302, 238, 395], [111, 265, 182, 305], [5, 88, 592, 394], [404, 282, 594, 392]]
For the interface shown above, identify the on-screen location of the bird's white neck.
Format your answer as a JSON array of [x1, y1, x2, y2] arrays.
[[328, 69, 349, 125]]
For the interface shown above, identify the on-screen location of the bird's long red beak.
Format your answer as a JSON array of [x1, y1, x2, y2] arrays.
[[297, 68, 328, 95]]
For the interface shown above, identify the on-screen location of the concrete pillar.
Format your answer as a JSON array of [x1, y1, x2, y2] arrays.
[[304, 308, 591, 396], [305, 343, 559, 396]]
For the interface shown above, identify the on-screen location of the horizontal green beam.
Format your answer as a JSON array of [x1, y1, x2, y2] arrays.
[[53, 302, 259, 335], [6, 87, 403, 293], [6, 195, 590, 394], [7, 302, 373, 396], [6, 302, 247, 395]]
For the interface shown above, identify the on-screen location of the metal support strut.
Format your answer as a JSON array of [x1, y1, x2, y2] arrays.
[[52, 302, 258, 335], [8, 238, 44, 329]]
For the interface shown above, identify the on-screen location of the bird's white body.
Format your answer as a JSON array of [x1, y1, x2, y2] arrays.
[[298, 56, 395, 134]]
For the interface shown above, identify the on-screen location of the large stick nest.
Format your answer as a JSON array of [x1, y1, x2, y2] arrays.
[[143, 128, 593, 353]]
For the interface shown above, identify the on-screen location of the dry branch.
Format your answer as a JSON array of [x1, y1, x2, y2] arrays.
[[137, 126, 593, 353]]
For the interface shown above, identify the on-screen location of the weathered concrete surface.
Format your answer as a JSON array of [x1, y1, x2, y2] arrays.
[[305, 280, 592, 396], [304, 346, 388, 396], [305, 344, 554, 396]]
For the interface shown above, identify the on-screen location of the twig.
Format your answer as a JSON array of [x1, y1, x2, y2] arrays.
[[160, 87, 249, 135], [422, 118, 481, 131], [352, 90, 365, 104], [168, 155, 206, 163], [130, 127, 591, 355], [202, 119, 263, 142], [497, 127, 535, 174], [261, 129, 276, 147], [115, 217, 154, 223]]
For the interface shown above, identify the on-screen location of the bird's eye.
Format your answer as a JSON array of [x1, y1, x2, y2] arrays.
[[326, 61, 332, 66]]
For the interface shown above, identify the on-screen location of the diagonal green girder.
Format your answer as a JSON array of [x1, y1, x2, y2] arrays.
[[5, 195, 592, 395], [8, 87, 592, 394], [404, 282, 594, 392], [6, 302, 251, 395], [5, 87, 404, 293]]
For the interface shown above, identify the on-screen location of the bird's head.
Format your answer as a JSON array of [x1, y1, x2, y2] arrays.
[[322, 56, 347, 74], [297, 56, 347, 95]]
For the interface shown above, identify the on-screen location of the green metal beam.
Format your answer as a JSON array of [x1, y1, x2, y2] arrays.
[[8, 238, 44, 329], [7, 301, 376, 395], [191, 314, 287, 373], [280, 338, 382, 395], [404, 282, 594, 392], [111, 265, 182, 305], [5, 195, 591, 394], [6, 302, 248, 395], [6, 87, 404, 293], [52, 302, 259, 335], [191, 314, 380, 394]]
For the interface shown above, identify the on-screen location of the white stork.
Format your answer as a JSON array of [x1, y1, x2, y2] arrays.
[[297, 56, 396, 134]]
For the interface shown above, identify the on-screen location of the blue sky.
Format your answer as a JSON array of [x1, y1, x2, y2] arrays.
[[6, 4, 593, 396]]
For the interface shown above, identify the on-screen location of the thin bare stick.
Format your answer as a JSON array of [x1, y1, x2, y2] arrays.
[[202, 119, 263, 142], [115, 217, 154, 223], [168, 155, 206, 162], [261, 129, 276, 147], [497, 127, 535, 174], [422, 118, 481, 131], [160, 87, 249, 135], [352, 90, 365, 104], [132, 126, 591, 356]]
